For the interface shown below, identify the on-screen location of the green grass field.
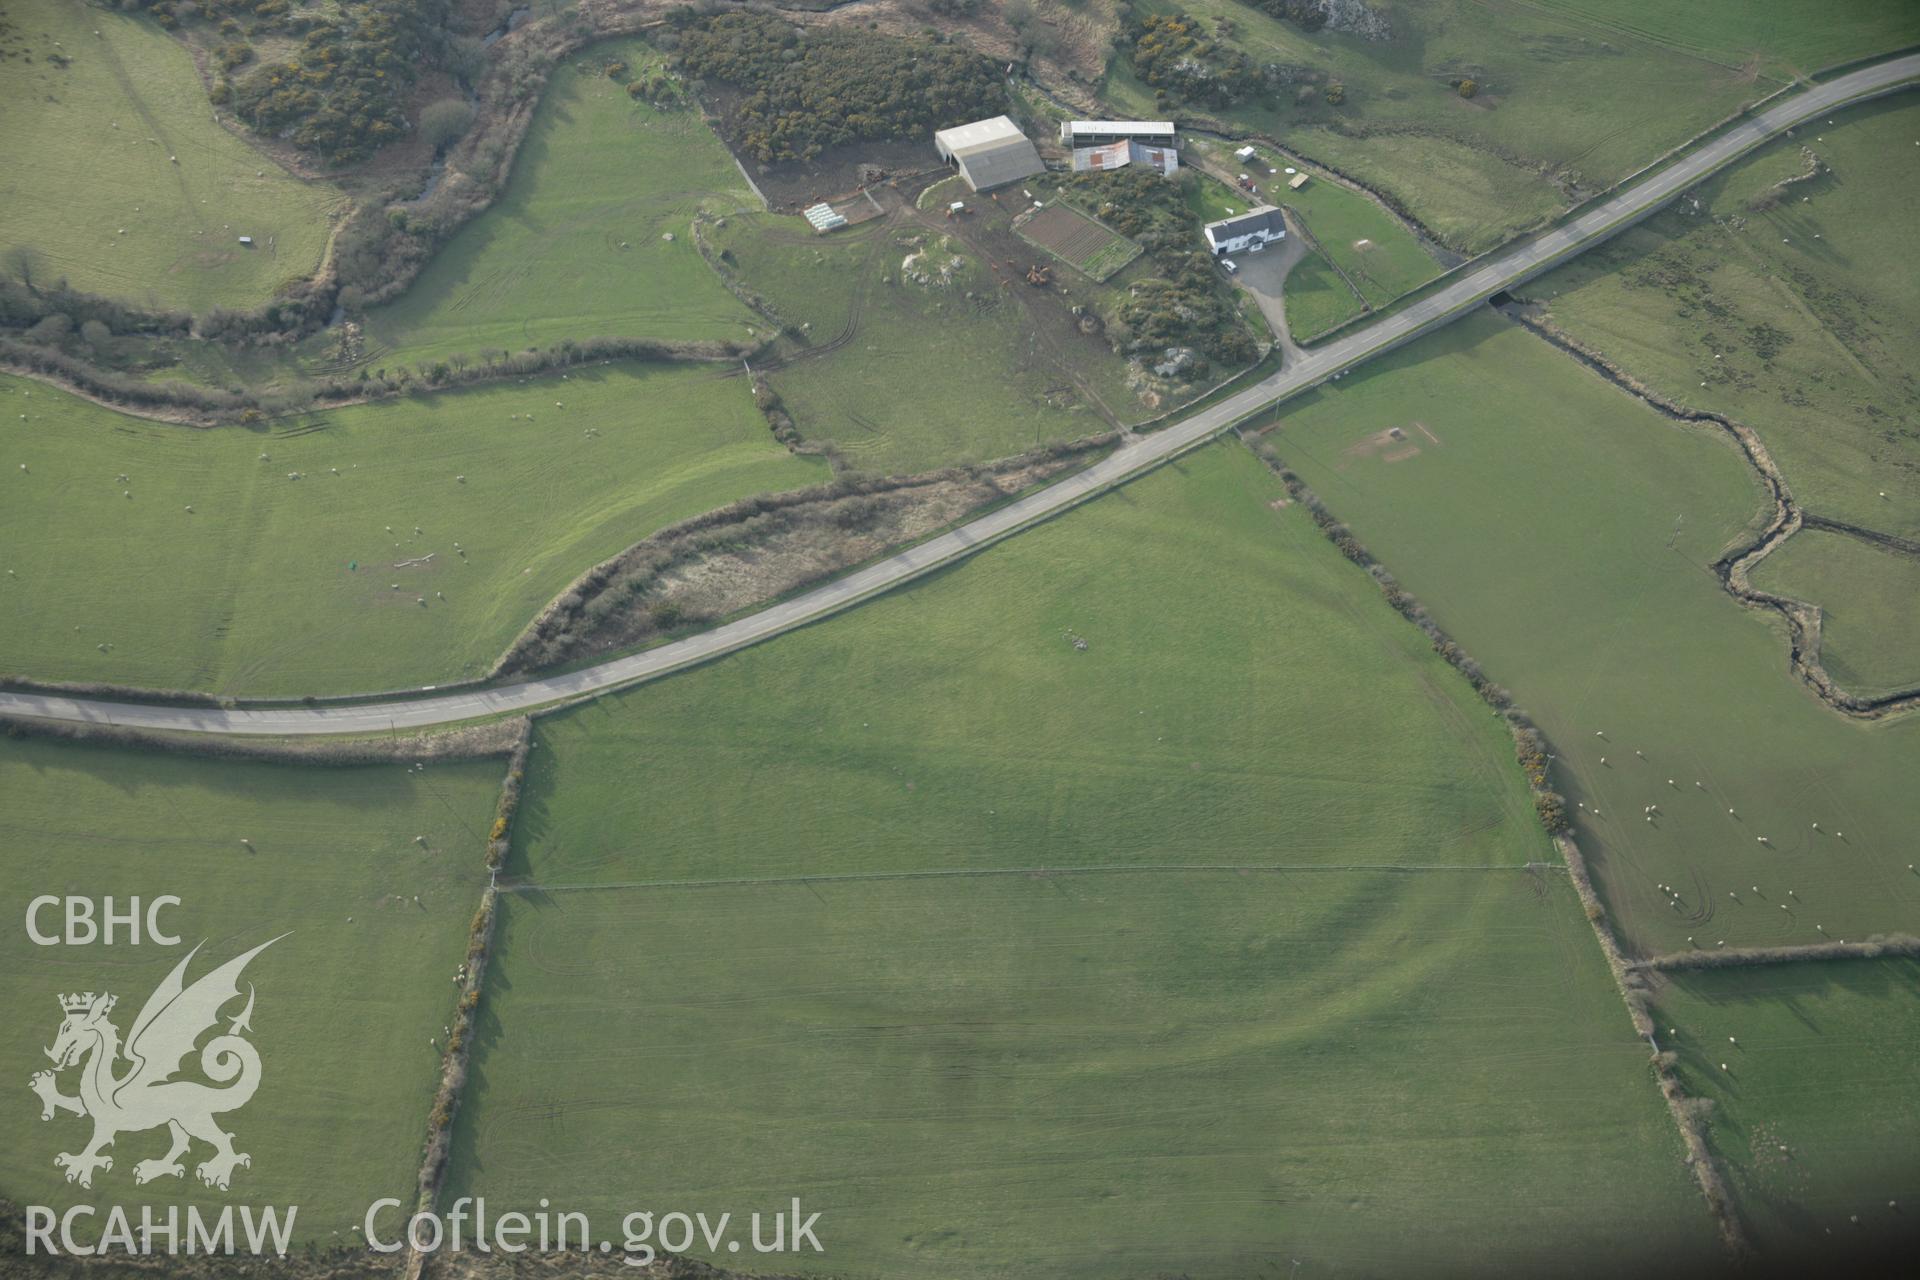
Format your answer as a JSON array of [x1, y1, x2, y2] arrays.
[[451, 872, 1717, 1277], [0, 734, 502, 1240], [1278, 127, 1568, 258], [1271, 312, 1920, 959], [1280, 178, 1440, 302], [0, 368, 823, 696], [507, 443, 1548, 888], [1750, 530, 1920, 699], [711, 206, 1126, 472], [0, 0, 343, 311], [705, 211, 872, 347], [443, 444, 1727, 1273], [357, 38, 761, 369], [1648, 959, 1920, 1255], [1108, 0, 1920, 254], [1181, 168, 1259, 225], [1535, 93, 1920, 540], [1522, 0, 1920, 70], [761, 233, 1102, 470], [1278, 247, 1366, 339]]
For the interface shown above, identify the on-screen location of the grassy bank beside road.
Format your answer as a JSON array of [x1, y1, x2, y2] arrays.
[[0, 368, 822, 697]]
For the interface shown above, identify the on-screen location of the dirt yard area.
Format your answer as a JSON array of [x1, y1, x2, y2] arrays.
[[891, 176, 1137, 423], [730, 130, 941, 212]]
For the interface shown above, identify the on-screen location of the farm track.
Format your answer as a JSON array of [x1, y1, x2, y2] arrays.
[[738, 263, 871, 373], [90, 23, 197, 214], [5, 55, 1918, 735], [717, 215, 891, 377], [1496, 301, 1920, 720]]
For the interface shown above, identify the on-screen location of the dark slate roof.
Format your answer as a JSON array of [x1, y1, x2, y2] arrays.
[[1205, 207, 1286, 239]]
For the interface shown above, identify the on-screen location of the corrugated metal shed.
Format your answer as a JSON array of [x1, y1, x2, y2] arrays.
[[1060, 120, 1178, 146], [1068, 140, 1180, 176]]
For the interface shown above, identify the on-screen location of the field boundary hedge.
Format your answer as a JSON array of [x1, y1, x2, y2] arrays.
[[409, 720, 533, 1278], [1241, 434, 1749, 1256], [1634, 934, 1920, 972], [0, 2, 700, 386], [1497, 302, 1920, 720], [1244, 441, 1567, 830], [1, 331, 759, 427]]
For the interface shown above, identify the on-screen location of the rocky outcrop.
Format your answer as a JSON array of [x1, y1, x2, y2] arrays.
[[1314, 0, 1392, 42]]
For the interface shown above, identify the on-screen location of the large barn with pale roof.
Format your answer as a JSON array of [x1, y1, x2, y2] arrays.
[[933, 116, 1046, 192]]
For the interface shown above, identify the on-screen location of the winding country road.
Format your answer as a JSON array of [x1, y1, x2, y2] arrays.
[[7, 57, 1917, 737]]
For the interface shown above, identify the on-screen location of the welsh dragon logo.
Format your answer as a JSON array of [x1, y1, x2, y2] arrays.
[[29, 937, 284, 1191]]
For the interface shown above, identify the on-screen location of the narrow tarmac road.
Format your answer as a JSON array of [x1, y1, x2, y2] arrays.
[[7, 57, 1916, 737]]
